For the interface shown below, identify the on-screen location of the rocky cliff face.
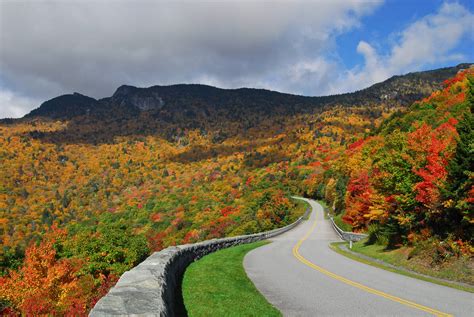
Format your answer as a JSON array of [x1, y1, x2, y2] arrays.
[[111, 85, 166, 111]]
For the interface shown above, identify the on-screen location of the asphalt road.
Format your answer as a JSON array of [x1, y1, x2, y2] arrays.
[[244, 198, 474, 317]]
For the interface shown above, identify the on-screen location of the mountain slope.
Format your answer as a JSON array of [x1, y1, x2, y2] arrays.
[[25, 93, 99, 119], [25, 63, 470, 119], [314, 67, 474, 243], [0, 65, 472, 315], [17, 63, 471, 144]]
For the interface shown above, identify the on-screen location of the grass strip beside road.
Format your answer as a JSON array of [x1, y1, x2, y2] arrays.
[[330, 242, 474, 293], [318, 200, 352, 230], [332, 213, 352, 231], [182, 241, 281, 317]]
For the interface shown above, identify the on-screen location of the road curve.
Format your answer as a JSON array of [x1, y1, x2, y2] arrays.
[[244, 198, 473, 316]]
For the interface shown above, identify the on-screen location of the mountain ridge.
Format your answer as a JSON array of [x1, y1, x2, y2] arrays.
[[21, 63, 472, 120]]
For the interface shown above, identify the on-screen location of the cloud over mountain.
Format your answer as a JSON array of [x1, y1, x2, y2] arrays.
[[0, 1, 472, 118]]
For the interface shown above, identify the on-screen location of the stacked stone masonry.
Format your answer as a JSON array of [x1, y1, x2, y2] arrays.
[[90, 207, 310, 317]]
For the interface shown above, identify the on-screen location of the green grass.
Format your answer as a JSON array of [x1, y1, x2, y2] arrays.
[[295, 198, 310, 220], [330, 241, 474, 293], [316, 200, 329, 219], [316, 200, 351, 229], [332, 213, 352, 232], [182, 241, 282, 317]]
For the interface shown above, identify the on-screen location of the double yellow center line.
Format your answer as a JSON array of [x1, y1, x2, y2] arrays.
[[291, 210, 453, 317]]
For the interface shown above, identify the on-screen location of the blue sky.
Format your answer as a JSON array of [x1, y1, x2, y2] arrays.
[[0, 0, 473, 118], [337, 0, 473, 71]]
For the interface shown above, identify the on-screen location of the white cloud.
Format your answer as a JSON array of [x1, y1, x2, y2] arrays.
[[340, 2, 474, 93], [0, 89, 39, 118], [390, 2, 472, 69], [277, 58, 340, 95], [1, 1, 471, 119], [0, 0, 382, 118]]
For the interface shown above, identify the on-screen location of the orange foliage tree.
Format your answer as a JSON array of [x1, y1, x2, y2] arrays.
[[0, 228, 99, 316]]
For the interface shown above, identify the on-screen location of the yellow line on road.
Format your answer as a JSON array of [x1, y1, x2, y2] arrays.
[[292, 212, 453, 317]]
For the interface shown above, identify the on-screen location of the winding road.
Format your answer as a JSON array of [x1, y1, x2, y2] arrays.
[[244, 198, 473, 316]]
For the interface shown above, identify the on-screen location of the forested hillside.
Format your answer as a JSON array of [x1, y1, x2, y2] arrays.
[[0, 65, 472, 315], [315, 68, 473, 246]]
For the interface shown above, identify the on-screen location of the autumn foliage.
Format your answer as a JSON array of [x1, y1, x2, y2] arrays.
[[322, 67, 473, 247], [0, 228, 98, 315], [408, 119, 458, 207], [0, 66, 473, 314]]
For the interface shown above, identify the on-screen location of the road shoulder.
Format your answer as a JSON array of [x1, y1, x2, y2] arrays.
[[330, 241, 474, 293]]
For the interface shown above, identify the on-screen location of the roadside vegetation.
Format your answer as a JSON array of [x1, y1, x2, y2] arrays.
[[332, 214, 352, 232], [314, 69, 474, 286], [320, 200, 352, 231], [331, 240, 474, 293], [182, 241, 281, 317], [294, 199, 310, 219]]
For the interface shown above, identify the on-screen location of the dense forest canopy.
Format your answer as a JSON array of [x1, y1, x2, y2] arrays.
[[0, 65, 472, 314]]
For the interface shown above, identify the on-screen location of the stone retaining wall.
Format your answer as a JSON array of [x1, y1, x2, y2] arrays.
[[90, 206, 310, 316]]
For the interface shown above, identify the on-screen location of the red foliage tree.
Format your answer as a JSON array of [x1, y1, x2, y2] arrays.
[[408, 119, 458, 208], [343, 171, 373, 229], [0, 228, 96, 315]]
